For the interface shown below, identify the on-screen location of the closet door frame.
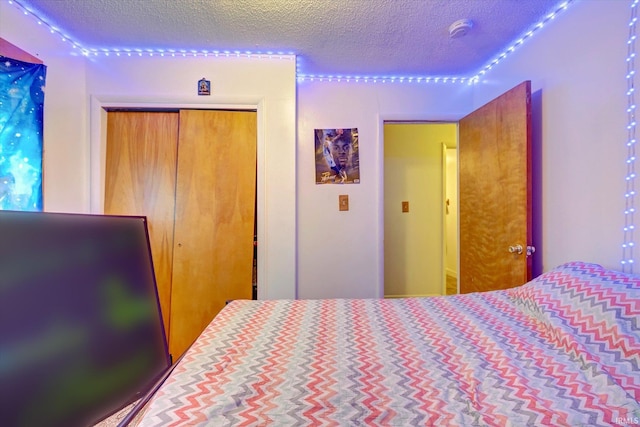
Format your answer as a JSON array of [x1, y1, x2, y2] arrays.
[[89, 96, 267, 299]]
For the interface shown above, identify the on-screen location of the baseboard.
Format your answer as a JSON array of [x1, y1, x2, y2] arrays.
[[384, 293, 442, 298]]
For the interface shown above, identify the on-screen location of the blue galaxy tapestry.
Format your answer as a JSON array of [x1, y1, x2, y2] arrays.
[[0, 55, 46, 211]]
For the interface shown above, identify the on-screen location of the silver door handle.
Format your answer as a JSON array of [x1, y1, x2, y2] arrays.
[[508, 244, 523, 254], [508, 244, 536, 256]]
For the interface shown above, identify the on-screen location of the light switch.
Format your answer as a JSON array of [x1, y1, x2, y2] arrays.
[[402, 201, 409, 213], [339, 194, 349, 211]]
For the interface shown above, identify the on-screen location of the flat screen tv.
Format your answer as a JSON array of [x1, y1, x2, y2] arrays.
[[0, 211, 171, 427]]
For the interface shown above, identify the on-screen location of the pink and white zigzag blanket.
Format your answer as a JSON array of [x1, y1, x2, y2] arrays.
[[135, 262, 640, 426]]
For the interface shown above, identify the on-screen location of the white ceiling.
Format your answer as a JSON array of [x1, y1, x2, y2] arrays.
[[14, 0, 572, 78]]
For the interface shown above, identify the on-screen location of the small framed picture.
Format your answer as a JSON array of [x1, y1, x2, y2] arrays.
[[198, 78, 211, 96], [315, 128, 360, 184]]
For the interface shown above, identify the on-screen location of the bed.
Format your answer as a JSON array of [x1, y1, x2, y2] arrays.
[[132, 262, 640, 426]]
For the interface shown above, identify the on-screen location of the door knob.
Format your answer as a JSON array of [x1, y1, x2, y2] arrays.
[[508, 244, 523, 254], [508, 244, 536, 256]]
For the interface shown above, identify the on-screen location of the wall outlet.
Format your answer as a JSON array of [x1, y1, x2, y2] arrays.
[[402, 201, 409, 213]]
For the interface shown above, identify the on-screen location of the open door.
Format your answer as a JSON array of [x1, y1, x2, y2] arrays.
[[459, 81, 532, 293]]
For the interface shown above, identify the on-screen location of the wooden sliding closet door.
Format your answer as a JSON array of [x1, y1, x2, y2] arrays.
[[104, 109, 257, 360], [104, 111, 179, 337], [170, 110, 256, 357]]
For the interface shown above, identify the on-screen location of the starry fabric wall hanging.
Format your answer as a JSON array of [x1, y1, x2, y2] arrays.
[[0, 55, 46, 211]]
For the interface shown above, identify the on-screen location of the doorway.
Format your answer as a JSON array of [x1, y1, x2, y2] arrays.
[[383, 122, 457, 297], [382, 82, 533, 298]]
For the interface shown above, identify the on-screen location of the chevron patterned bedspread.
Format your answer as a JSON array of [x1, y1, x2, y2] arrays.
[[135, 262, 640, 426]]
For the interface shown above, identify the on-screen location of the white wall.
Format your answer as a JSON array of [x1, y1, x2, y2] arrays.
[[3, 0, 633, 301], [470, 0, 630, 274], [0, 1, 88, 213], [0, 0, 297, 300], [297, 83, 472, 299], [297, 0, 632, 298]]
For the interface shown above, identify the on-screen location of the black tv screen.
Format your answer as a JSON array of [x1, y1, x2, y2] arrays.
[[0, 211, 171, 427]]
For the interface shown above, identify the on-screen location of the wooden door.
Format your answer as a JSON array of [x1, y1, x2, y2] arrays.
[[105, 109, 257, 359], [104, 111, 179, 335], [169, 110, 256, 357], [458, 81, 532, 293]]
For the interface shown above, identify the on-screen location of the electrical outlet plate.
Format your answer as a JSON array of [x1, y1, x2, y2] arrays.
[[402, 201, 409, 213]]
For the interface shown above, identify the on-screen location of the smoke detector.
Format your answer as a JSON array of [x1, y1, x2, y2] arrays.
[[449, 19, 474, 39]]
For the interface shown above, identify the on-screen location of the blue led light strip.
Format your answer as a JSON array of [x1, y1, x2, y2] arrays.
[[295, 75, 470, 84], [299, 0, 574, 84], [7, 0, 84, 51], [8, 0, 573, 84], [6, 0, 295, 61], [468, 0, 573, 84], [623, 0, 639, 273]]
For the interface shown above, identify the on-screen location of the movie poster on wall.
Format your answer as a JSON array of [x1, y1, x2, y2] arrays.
[[314, 128, 360, 184]]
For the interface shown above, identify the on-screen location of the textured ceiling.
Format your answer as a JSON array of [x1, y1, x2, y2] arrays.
[[14, 0, 571, 78]]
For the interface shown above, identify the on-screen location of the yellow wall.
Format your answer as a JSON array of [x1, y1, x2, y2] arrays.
[[384, 123, 457, 297]]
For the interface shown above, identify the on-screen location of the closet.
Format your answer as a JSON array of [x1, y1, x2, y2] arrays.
[[104, 109, 256, 359]]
